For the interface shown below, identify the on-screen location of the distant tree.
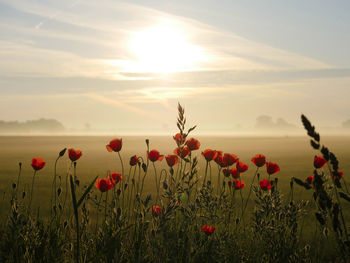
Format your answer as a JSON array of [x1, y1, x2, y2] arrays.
[[255, 115, 274, 129], [255, 115, 297, 131], [0, 118, 65, 134]]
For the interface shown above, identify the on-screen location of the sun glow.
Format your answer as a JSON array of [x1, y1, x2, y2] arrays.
[[128, 24, 204, 73]]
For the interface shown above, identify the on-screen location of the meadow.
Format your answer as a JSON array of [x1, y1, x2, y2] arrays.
[[0, 106, 350, 262]]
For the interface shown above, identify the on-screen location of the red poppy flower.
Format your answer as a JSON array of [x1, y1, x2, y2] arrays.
[[165, 154, 179, 167], [214, 151, 227, 167], [215, 151, 223, 160], [185, 138, 200, 151], [152, 205, 163, 216], [314, 156, 327, 169], [232, 179, 245, 190], [251, 154, 266, 167], [68, 148, 82, 162], [266, 162, 280, 175], [306, 176, 314, 185], [109, 172, 123, 184], [230, 168, 240, 179], [200, 225, 215, 235], [173, 133, 186, 145], [106, 138, 123, 152], [259, 179, 271, 191], [332, 170, 344, 180], [129, 155, 140, 166], [31, 157, 46, 171], [95, 178, 114, 192], [174, 147, 190, 158], [147, 150, 164, 162], [222, 168, 240, 178], [202, 149, 218, 162], [223, 153, 238, 166], [236, 161, 248, 173]]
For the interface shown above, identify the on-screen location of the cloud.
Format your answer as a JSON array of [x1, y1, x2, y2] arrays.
[[85, 93, 157, 118], [0, 0, 333, 80]]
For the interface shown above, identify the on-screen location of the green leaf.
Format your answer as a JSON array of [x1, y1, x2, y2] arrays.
[[77, 176, 98, 208]]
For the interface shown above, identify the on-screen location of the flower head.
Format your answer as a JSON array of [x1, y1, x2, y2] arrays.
[[200, 225, 215, 235], [314, 156, 327, 169], [173, 133, 186, 145], [68, 148, 82, 162], [230, 167, 240, 179], [223, 153, 238, 166], [31, 157, 46, 171], [266, 162, 280, 175], [202, 149, 218, 162], [236, 161, 249, 173], [174, 147, 190, 158], [259, 179, 271, 191], [222, 168, 240, 179], [95, 178, 114, 192], [106, 138, 122, 152], [306, 175, 314, 185], [152, 205, 163, 217], [165, 154, 179, 167], [109, 172, 123, 184], [251, 154, 266, 167], [232, 179, 245, 190], [129, 155, 140, 166], [214, 151, 227, 167], [147, 150, 164, 162], [185, 138, 200, 151]]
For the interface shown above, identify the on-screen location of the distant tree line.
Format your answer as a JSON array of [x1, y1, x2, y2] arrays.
[[0, 118, 65, 134], [255, 115, 297, 131]]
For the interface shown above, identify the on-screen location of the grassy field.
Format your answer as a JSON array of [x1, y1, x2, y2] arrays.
[[1, 135, 350, 216], [1, 134, 350, 262]]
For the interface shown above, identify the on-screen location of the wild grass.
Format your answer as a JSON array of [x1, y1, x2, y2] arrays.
[[0, 104, 349, 262]]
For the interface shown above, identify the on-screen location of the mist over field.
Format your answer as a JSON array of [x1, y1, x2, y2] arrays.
[[1, 115, 350, 136]]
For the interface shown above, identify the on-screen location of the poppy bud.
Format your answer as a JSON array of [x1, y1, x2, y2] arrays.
[[59, 148, 67, 157]]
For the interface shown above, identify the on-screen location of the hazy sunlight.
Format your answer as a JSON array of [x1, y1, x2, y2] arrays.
[[128, 24, 204, 73]]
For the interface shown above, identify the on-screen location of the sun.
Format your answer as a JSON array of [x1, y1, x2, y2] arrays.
[[128, 24, 204, 73]]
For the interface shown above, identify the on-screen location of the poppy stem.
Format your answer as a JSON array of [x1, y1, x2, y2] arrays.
[[239, 177, 245, 227], [15, 162, 22, 200], [62, 162, 73, 215], [209, 162, 212, 184], [129, 165, 137, 220], [52, 156, 59, 217], [104, 191, 108, 222], [28, 170, 37, 214], [203, 161, 208, 187], [117, 152, 125, 207], [242, 167, 258, 217], [153, 162, 159, 203], [117, 152, 125, 178], [95, 192, 103, 234], [327, 163, 349, 241], [217, 166, 222, 195]]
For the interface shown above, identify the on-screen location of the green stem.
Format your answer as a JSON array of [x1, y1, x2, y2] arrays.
[[15, 162, 22, 200], [153, 162, 159, 203], [242, 167, 259, 216], [203, 161, 209, 186], [28, 170, 37, 214]]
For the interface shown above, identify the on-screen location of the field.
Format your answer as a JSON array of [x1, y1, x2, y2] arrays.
[[1, 135, 350, 206], [1, 131, 350, 262]]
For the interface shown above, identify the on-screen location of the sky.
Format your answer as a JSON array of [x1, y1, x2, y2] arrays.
[[0, 0, 350, 135]]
